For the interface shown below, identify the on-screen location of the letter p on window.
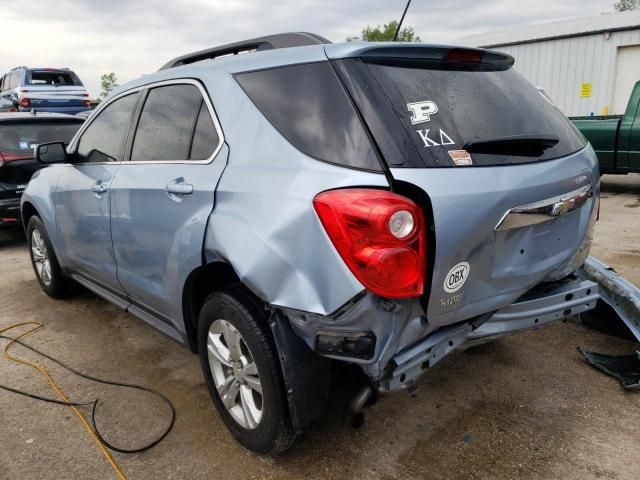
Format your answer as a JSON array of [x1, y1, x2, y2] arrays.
[[407, 101, 438, 125]]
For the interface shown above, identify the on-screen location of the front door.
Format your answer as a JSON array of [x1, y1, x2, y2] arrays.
[[109, 82, 227, 329], [54, 91, 141, 293]]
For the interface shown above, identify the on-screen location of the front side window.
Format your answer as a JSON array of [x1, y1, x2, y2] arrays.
[[76, 92, 139, 163], [131, 84, 217, 161]]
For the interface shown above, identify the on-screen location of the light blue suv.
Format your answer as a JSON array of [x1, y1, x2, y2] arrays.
[[22, 33, 601, 454]]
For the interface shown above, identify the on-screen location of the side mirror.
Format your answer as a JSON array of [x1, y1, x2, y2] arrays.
[[35, 142, 67, 164]]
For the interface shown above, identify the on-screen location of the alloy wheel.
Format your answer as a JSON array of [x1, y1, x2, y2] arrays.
[[207, 319, 263, 430], [31, 228, 52, 286]]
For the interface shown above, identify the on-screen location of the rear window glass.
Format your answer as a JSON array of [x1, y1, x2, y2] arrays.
[[0, 121, 83, 160], [235, 62, 382, 172], [26, 70, 82, 86], [336, 59, 586, 167]]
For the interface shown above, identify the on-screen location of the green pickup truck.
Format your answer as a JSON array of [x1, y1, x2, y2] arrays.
[[571, 80, 640, 175]]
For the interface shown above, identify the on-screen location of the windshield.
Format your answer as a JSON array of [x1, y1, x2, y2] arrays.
[[26, 70, 83, 86], [335, 58, 587, 167], [0, 121, 83, 160]]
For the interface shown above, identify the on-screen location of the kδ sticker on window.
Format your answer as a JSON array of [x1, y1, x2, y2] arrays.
[[19, 141, 29, 149], [448, 149, 473, 166]]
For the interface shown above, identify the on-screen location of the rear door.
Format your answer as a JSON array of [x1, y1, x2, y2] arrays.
[[54, 91, 140, 292], [109, 81, 227, 330], [330, 47, 599, 326]]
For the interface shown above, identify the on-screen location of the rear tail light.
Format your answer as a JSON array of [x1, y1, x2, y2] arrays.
[[313, 188, 426, 298], [19, 97, 30, 108], [83, 99, 91, 108]]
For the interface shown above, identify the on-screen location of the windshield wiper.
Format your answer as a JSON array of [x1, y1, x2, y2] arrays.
[[463, 134, 559, 157]]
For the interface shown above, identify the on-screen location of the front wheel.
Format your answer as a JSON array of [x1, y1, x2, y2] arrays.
[[26, 216, 72, 298], [197, 287, 296, 454]]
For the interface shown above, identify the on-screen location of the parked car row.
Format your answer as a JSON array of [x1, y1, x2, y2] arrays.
[[0, 66, 90, 226]]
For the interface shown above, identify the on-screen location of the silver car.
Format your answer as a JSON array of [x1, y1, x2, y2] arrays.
[[21, 33, 600, 454]]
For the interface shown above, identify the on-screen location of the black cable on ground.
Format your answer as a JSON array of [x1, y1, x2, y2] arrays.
[[0, 333, 176, 454]]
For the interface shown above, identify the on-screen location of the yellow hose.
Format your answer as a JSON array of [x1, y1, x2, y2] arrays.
[[0, 321, 127, 480]]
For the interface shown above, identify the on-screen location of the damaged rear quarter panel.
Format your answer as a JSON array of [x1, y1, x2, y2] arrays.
[[203, 71, 389, 315]]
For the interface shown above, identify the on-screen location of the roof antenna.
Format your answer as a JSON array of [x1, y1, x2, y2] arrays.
[[392, 0, 413, 42]]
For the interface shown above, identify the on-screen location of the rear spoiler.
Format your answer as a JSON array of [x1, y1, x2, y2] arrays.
[[325, 43, 514, 70]]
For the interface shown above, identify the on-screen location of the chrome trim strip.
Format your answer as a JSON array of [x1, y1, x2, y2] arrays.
[[66, 78, 225, 166], [494, 184, 593, 231]]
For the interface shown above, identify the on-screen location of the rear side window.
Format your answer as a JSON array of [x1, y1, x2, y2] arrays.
[[131, 84, 218, 161], [9, 72, 19, 89], [335, 59, 586, 167], [235, 62, 382, 172], [190, 101, 219, 160], [77, 92, 140, 163], [26, 70, 82, 86]]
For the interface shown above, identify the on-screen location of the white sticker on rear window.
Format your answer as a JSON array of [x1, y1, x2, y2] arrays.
[[416, 129, 455, 148], [444, 262, 470, 293], [407, 100, 438, 125]]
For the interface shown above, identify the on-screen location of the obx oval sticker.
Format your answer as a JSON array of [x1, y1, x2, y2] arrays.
[[443, 262, 470, 293]]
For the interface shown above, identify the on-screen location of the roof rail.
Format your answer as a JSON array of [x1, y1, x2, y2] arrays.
[[159, 32, 331, 71]]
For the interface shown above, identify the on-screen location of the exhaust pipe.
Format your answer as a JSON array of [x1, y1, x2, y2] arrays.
[[348, 384, 376, 428]]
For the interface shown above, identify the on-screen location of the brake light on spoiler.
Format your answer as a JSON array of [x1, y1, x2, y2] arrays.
[[313, 188, 426, 298]]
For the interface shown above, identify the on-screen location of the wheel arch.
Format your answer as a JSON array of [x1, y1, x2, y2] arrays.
[[20, 201, 39, 231], [182, 260, 242, 353]]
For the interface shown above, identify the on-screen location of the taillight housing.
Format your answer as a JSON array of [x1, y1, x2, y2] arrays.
[[83, 99, 91, 108], [313, 188, 426, 298], [19, 97, 30, 108]]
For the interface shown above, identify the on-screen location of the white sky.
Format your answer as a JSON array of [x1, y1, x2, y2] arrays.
[[0, 0, 618, 97]]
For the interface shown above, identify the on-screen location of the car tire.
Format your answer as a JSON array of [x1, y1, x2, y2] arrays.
[[26, 216, 72, 298], [197, 286, 296, 454]]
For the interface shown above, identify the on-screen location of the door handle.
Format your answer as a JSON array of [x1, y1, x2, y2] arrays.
[[91, 182, 108, 194], [165, 181, 193, 196]]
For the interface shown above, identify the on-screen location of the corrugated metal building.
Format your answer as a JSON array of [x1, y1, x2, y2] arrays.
[[456, 11, 640, 117]]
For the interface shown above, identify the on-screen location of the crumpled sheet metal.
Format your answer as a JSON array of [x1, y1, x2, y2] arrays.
[[579, 256, 640, 343], [578, 348, 640, 390]]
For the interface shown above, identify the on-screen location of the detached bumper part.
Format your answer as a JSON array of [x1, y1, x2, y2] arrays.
[[579, 256, 640, 342], [579, 348, 640, 390]]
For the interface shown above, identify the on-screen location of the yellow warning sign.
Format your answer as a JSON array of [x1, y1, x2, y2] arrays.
[[580, 82, 592, 97]]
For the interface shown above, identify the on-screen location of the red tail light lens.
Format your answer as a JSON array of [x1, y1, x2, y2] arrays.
[[0, 151, 31, 161], [313, 188, 426, 298], [19, 97, 30, 108], [83, 99, 91, 108]]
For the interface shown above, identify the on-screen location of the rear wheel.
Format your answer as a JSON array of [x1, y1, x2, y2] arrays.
[[197, 287, 295, 454], [26, 216, 72, 298]]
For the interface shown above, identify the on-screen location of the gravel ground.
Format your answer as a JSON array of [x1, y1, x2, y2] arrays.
[[0, 174, 638, 480]]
